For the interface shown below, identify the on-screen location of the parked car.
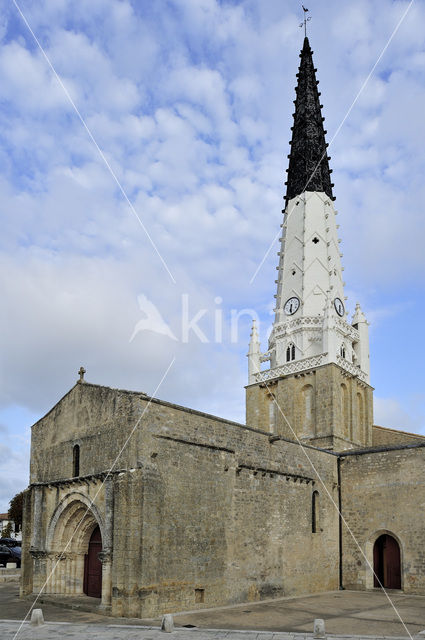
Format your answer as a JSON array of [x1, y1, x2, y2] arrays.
[[0, 538, 21, 547], [0, 544, 21, 567]]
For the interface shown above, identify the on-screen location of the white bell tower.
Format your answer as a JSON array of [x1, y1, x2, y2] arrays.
[[267, 190, 370, 383], [246, 37, 373, 451]]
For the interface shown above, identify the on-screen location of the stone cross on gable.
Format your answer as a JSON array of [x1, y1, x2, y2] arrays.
[[78, 366, 86, 383]]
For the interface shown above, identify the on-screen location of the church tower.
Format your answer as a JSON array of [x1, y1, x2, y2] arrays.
[[246, 37, 373, 451]]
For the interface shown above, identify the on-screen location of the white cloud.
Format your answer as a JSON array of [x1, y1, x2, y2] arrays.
[[0, 41, 72, 111]]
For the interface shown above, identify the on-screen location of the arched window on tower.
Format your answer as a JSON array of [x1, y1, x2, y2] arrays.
[[268, 394, 276, 433], [73, 444, 80, 477], [357, 392, 364, 443], [312, 491, 319, 533], [301, 384, 314, 433], [286, 343, 296, 362], [340, 344, 346, 359], [341, 383, 350, 439]]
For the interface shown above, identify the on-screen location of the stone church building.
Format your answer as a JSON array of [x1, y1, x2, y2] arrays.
[[21, 37, 425, 618]]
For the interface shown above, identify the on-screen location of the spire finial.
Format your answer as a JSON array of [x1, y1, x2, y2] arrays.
[[300, 5, 311, 38]]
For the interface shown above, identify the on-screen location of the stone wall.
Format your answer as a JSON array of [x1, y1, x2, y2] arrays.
[[130, 400, 340, 617], [340, 444, 425, 593], [25, 382, 340, 618], [26, 380, 425, 618], [30, 383, 149, 482], [246, 363, 373, 451]]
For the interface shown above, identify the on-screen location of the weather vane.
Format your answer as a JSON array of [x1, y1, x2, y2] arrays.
[[299, 5, 311, 37]]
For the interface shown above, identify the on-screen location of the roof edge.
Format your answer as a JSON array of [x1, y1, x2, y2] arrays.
[[372, 424, 425, 440]]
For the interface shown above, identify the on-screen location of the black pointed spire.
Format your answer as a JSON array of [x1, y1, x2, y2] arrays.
[[285, 37, 334, 202]]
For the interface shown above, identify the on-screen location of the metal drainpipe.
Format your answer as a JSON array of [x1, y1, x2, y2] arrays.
[[338, 455, 343, 589]]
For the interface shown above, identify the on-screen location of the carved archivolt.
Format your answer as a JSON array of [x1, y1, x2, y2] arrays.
[[46, 491, 104, 554]]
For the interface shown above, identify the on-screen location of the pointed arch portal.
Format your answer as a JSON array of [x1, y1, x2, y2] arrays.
[[373, 534, 401, 589]]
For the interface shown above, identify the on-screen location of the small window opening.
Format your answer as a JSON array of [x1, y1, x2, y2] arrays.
[[195, 588, 205, 603], [312, 491, 319, 533], [291, 269, 296, 276], [312, 237, 319, 244], [340, 344, 346, 359], [73, 444, 80, 477], [286, 343, 296, 362]]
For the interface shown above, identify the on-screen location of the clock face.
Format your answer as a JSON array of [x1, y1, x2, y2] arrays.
[[284, 297, 300, 316], [334, 297, 345, 317]]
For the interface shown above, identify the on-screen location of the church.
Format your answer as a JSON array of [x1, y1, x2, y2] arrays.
[[21, 36, 425, 618]]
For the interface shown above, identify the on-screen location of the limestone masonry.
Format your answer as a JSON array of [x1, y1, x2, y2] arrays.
[[21, 36, 425, 618]]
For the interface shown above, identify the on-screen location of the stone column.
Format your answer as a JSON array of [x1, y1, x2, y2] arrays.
[[31, 486, 44, 550], [99, 551, 112, 609], [104, 477, 114, 549], [29, 550, 48, 592], [51, 554, 58, 593], [29, 488, 47, 592], [45, 555, 52, 593], [98, 477, 114, 609], [70, 553, 77, 594], [75, 555, 85, 594]]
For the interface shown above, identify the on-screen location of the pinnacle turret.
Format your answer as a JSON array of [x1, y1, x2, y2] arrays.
[[285, 37, 334, 202], [247, 319, 261, 385]]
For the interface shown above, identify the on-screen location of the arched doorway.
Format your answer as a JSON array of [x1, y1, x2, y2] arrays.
[[373, 534, 401, 589], [83, 525, 102, 598], [45, 493, 105, 597]]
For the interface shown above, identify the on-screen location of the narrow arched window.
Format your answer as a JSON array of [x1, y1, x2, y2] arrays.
[[357, 392, 364, 442], [73, 444, 80, 477], [268, 394, 276, 433], [341, 383, 350, 438], [312, 491, 319, 533], [286, 343, 296, 362], [340, 344, 346, 359], [301, 384, 314, 431]]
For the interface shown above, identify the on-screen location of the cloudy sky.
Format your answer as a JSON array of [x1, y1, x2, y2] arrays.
[[0, 0, 424, 512]]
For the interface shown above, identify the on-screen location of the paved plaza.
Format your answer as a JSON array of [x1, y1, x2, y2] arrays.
[[1, 579, 424, 640], [0, 621, 420, 640]]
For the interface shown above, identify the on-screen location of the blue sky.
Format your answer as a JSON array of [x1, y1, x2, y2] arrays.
[[0, 0, 424, 512]]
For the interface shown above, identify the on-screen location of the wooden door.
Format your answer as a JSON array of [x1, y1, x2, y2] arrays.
[[373, 534, 401, 589], [83, 525, 102, 598], [384, 535, 401, 589]]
